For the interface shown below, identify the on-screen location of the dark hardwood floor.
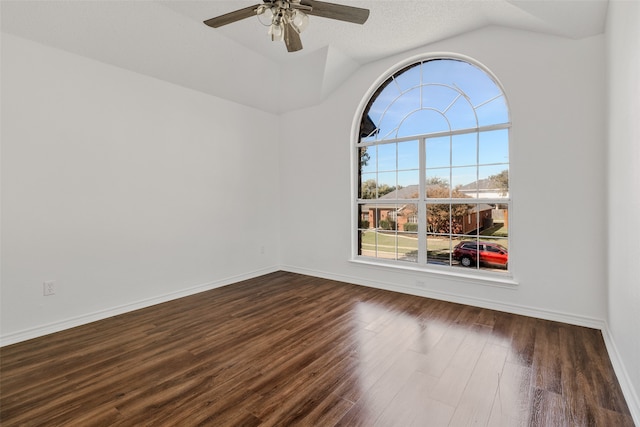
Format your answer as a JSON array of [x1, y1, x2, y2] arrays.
[[0, 271, 633, 426]]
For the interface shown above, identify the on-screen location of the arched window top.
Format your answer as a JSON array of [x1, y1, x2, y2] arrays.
[[360, 58, 509, 142]]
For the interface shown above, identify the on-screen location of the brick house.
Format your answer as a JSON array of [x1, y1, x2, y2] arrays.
[[360, 185, 499, 233]]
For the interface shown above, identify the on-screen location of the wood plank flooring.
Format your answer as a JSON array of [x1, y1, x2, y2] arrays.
[[0, 271, 634, 426]]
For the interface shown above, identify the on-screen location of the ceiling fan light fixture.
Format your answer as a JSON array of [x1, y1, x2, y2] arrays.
[[268, 22, 284, 41], [257, 5, 275, 26], [290, 10, 309, 33]]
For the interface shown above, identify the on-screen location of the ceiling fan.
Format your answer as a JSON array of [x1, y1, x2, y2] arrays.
[[203, 0, 370, 53]]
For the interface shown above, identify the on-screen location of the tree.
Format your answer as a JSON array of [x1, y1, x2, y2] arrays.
[[360, 179, 398, 199], [360, 179, 376, 199], [489, 169, 509, 196], [398, 183, 472, 234], [425, 177, 449, 186], [425, 186, 472, 234], [359, 147, 370, 170], [377, 183, 398, 197]]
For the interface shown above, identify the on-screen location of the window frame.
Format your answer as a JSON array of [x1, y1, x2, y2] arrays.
[[350, 53, 515, 285]]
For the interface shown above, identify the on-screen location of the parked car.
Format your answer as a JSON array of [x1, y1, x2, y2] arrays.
[[453, 241, 508, 269]]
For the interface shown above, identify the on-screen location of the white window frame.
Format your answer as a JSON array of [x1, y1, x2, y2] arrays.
[[350, 53, 515, 285]]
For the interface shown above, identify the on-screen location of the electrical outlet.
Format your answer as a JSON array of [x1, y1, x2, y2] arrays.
[[260, 245, 265, 254], [416, 280, 426, 289], [43, 281, 56, 296]]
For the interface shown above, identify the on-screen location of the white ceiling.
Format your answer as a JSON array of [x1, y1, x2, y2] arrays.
[[1, 0, 609, 113]]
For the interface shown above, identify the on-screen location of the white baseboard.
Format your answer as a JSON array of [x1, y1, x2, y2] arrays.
[[0, 266, 279, 347], [601, 326, 640, 427], [281, 265, 607, 329]]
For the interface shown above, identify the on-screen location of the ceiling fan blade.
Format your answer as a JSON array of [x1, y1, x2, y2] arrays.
[[283, 22, 303, 52], [300, 0, 369, 24], [203, 4, 261, 28]]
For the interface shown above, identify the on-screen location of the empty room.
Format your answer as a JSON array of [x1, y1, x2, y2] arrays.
[[1, 0, 639, 425]]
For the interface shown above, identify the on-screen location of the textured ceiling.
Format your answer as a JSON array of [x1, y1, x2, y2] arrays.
[[162, 0, 608, 63], [1, 0, 609, 113]]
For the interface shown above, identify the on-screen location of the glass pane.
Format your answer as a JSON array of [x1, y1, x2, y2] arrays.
[[376, 112, 401, 141], [379, 205, 398, 231], [446, 96, 477, 130], [426, 136, 450, 168], [420, 59, 450, 81], [452, 237, 480, 269], [399, 203, 418, 232], [426, 169, 450, 198], [397, 140, 419, 170], [359, 146, 376, 174], [376, 172, 396, 198], [427, 203, 451, 234], [452, 133, 477, 167], [480, 205, 509, 243], [377, 143, 396, 171], [358, 204, 371, 230], [368, 84, 400, 131], [359, 173, 376, 199], [397, 171, 419, 197], [398, 231, 418, 263], [389, 94, 422, 139], [399, 109, 449, 137], [476, 95, 509, 126], [359, 228, 377, 257], [422, 84, 458, 112], [451, 203, 475, 235], [398, 221, 418, 262], [369, 208, 381, 229], [478, 238, 509, 271], [479, 166, 509, 198], [479, 129, 509, 165], [451, 166, 477, 194], [427, 234, 451, 266], [393, 64, 421, 93], [452, 63, 501, 106], [451, 203, 478, 235]]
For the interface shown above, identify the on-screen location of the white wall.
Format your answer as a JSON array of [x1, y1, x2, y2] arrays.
[[607, 0, 640, 420], [280, 26, 608, 325], [1, 34, 281, 344]]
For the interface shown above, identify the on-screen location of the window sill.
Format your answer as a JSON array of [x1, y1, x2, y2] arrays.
[[349, 257, 519, 288]]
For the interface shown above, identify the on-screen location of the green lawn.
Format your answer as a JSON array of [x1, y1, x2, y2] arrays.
[[481, 223, 508, 237], [360, 231, 417, 254], [360, 228, 508, 259]]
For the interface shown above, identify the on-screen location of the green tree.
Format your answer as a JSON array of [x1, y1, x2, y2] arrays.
[[359, 147, 370, 170], [489, 170, 509, 196], [360, 179, 398, 199]]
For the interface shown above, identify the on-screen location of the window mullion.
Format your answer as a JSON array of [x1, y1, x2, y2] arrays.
[[418, 137, 427, 265]]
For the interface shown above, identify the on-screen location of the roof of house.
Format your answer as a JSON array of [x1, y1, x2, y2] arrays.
[[458, 178, 502, 191], [378, 185, 420, 200]]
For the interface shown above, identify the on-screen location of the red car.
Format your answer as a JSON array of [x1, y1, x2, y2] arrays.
[[453, 241, 508, 269]]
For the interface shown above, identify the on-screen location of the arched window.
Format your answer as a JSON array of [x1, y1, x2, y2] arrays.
[[355, 56, 510, 274]]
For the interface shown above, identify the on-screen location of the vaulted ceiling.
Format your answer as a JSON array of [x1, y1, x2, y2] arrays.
[[1, 0, 608, 113]]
